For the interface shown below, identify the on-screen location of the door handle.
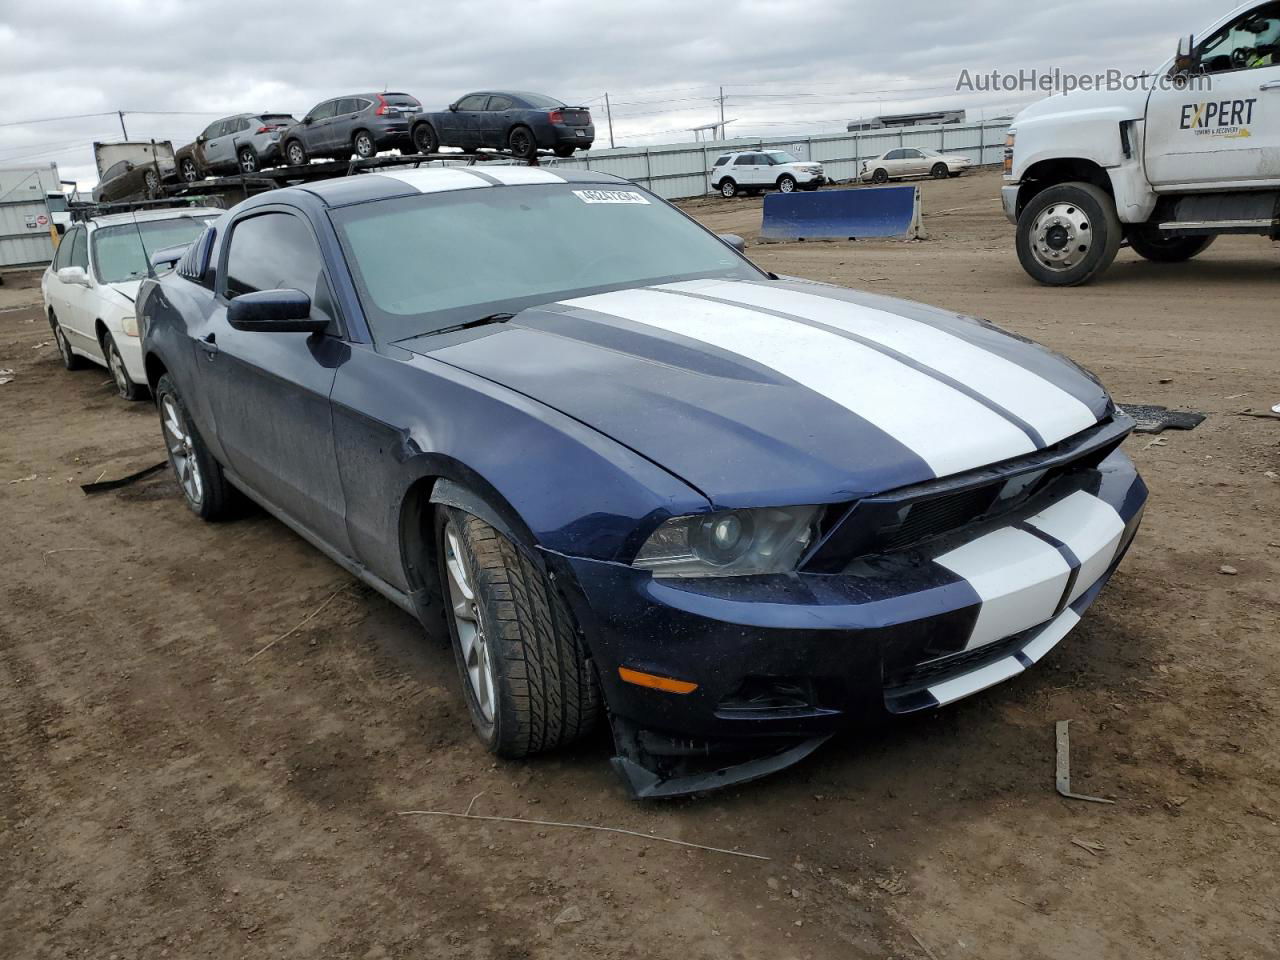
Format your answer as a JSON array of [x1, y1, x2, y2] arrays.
[[198, 333, 218, 357], [1261, 80, 1280, 91]]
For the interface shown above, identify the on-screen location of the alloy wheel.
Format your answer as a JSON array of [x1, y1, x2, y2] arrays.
[[161, 394, 204, 506], [239, 150, 257, 172], [355, 133, 374, 158], [1029, 201, 1093, 274], [443, 520, 496, 722]]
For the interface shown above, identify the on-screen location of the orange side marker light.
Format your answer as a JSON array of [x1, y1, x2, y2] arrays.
[[618, 667, 698, 695]]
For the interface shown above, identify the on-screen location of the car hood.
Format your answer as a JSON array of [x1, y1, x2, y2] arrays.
[[401, 278, 1110, 507], [1014, 88, 1148, 126]]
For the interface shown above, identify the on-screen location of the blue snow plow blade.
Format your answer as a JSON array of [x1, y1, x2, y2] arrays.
[[762, 185, 920, 240]]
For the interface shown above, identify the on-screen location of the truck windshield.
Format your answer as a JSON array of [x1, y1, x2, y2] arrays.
[[333, 182, 764, 342], [92, 218, 213, 284]]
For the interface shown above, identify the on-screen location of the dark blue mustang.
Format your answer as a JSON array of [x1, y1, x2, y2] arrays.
[[138, 166, 1146, 798]]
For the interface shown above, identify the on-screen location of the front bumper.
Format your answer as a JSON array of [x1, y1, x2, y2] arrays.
[[1002, 183, 1020, 223], [553, 447, 1146, 796]]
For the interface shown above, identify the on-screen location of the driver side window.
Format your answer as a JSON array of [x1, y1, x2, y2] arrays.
[[1199, 2, 1280, 72], [223, 212, 337, 331], [457, 94, 489, 111]]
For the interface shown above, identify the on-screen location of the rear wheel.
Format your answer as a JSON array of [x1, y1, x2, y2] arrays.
[[51, 314, 83, 370], [156, 374, 239, 521], [412, 123, 438, 154], [507, 125, 536, 159], [238, 147, 258, 173], [931, 162, 949, 179], [285, 140, 307, 167], [1016, 181, 1123, 286], [719, 178, 738, 198], [1127, 228, 1216, 263], [437, 508, 600, 758], [777, 174, 797, 193], [871, 167, 889, 184], [353, 130, 376, 159], [103, 333, 144, 401], [553, 145, 575, 158]]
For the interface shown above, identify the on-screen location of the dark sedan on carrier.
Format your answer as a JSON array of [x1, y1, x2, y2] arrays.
[[410, 91, 593, 158], [137, 167, 1145, 798]]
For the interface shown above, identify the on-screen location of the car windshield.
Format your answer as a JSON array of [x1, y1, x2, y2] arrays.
[[332, 182, 764, 342], [764, 152, 798, 164], [92, 217, 214, 284]]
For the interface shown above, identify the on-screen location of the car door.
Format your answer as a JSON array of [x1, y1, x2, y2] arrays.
[[733, 153, 758, 185], [196, 207, 353, 554], [900, 148, 928, 176], [304, 100, 340, 153], [880, 149, 904, 177], [483, 94, 514, 148], [332, 98, 365, 155], [58, 227, 101, 358], [1145, 2, 1280, 187], [201, 119, 233, 172], [453, 94, 489, 149]]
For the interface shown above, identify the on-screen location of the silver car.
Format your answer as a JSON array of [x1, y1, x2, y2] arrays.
[[176, 113, 297, 181], [860, 148, 974, 184]]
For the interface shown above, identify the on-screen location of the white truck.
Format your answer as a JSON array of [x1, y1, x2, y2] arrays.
[[1003, 0, 1280, 285]]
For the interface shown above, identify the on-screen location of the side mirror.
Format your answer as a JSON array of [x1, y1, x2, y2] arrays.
[[150, 244, 190, 272], [196, 135, 206, 144], [303, 116, 314, 125], [1173, 34, 1200, 75], [57, 266, 91, 286], [718, 233, 746, 253], [449, 103, 459, 112], [227, 289, 325, 332]]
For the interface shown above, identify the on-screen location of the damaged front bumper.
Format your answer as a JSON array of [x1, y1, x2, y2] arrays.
[[550, 445, 1147, 799]]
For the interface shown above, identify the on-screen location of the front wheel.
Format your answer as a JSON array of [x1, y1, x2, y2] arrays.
[[156, 375, 240, 520], [103, 333, 145, 401], [777, 174, 797, 193], [507, 125, 536, 159], [931, 162, 949, 179], [412, 123, 438, 154], [1016, 182, 1122, 286], [437, 508, 600, 758], [871, 168, 889, 184], [353, 130, 376, 159], [1127, 229, 1216, 263]]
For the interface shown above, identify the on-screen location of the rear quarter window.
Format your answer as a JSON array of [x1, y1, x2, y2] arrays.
[[712, 155, 730, 167]]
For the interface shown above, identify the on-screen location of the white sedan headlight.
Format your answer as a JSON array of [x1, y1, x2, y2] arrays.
[[633, 506, 822, 578], [122, 313, 139, 337]]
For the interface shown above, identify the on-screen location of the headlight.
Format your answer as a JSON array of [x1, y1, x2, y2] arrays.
[[1004, 131, 1016, 176], [122, 313, 139, 337], [633, 506, 822, 578]]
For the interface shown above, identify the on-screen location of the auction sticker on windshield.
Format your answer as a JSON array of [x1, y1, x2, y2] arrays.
[[573, 189, 650, 204]]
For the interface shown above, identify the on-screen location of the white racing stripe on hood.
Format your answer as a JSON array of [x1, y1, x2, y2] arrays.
[[375, 168, 491, 193], [561, 287, 1036, 477], [477, 167, 565, 185], [662, 279, 1097, 447]]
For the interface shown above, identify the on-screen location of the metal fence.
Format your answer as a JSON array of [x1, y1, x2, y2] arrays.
[[0, 164, 62, 268], [544, 119, 1012, 201]]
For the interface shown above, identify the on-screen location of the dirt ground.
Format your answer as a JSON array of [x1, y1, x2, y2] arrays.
[[2, 170, 1278, 959]]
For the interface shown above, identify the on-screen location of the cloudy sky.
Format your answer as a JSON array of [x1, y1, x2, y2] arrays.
[[0, 0, 1229, 187]]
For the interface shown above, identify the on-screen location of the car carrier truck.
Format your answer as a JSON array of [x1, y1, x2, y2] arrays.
[[1004, 0, 1280, 285]]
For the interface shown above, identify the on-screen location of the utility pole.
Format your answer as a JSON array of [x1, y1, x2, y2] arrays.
[[718, 86, 725, 139], [117, 110, 129, 139], [604, 92, 615, 149]]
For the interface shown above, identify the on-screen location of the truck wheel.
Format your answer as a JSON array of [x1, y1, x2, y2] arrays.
[[437, 508, 600, 758], [1127, 229, 1216, 263], [1016, 182, 1122, 286]]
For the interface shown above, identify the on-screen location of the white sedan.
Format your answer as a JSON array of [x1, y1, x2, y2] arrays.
[[860, 148, 973, 184], [41, 207, 220, 400]]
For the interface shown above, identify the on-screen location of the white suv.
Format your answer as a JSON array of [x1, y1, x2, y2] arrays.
[[709, 150, 826, 198], [42, 206, 221, 400]]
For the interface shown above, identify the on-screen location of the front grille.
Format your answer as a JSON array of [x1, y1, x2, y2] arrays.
[[879, 485, 997, 553], [885, 628, 1031, 692]]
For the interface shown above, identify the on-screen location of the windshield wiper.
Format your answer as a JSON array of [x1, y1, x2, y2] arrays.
[[424, 312, 516, 338]]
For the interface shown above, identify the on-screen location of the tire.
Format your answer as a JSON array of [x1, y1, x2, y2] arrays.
[[238, 147, 258, 173], [437, 508, 600, 758], [155, 374, 240, 521], [285, 140, 307, 167], [412, 123, 438, 154], [180, 158, 201, 182], [103, 332, 145, 401], [1127, 229, 1216, 263], [352, 130, 376, 160], [871, 168, 889, 184], [51, 314, 84, 370], [931, 162, 949, 179], [777, 174, 797, 193], [507, 125, 536, 159], [1016, 181, 1123, 287], [719, 178, 738, 198], [553, 145, 575, 158], [143, 169, 160, 196]]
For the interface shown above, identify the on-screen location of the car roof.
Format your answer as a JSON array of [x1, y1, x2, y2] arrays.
[[85, 207, 224, 228], [260, 166, 631, 209]]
